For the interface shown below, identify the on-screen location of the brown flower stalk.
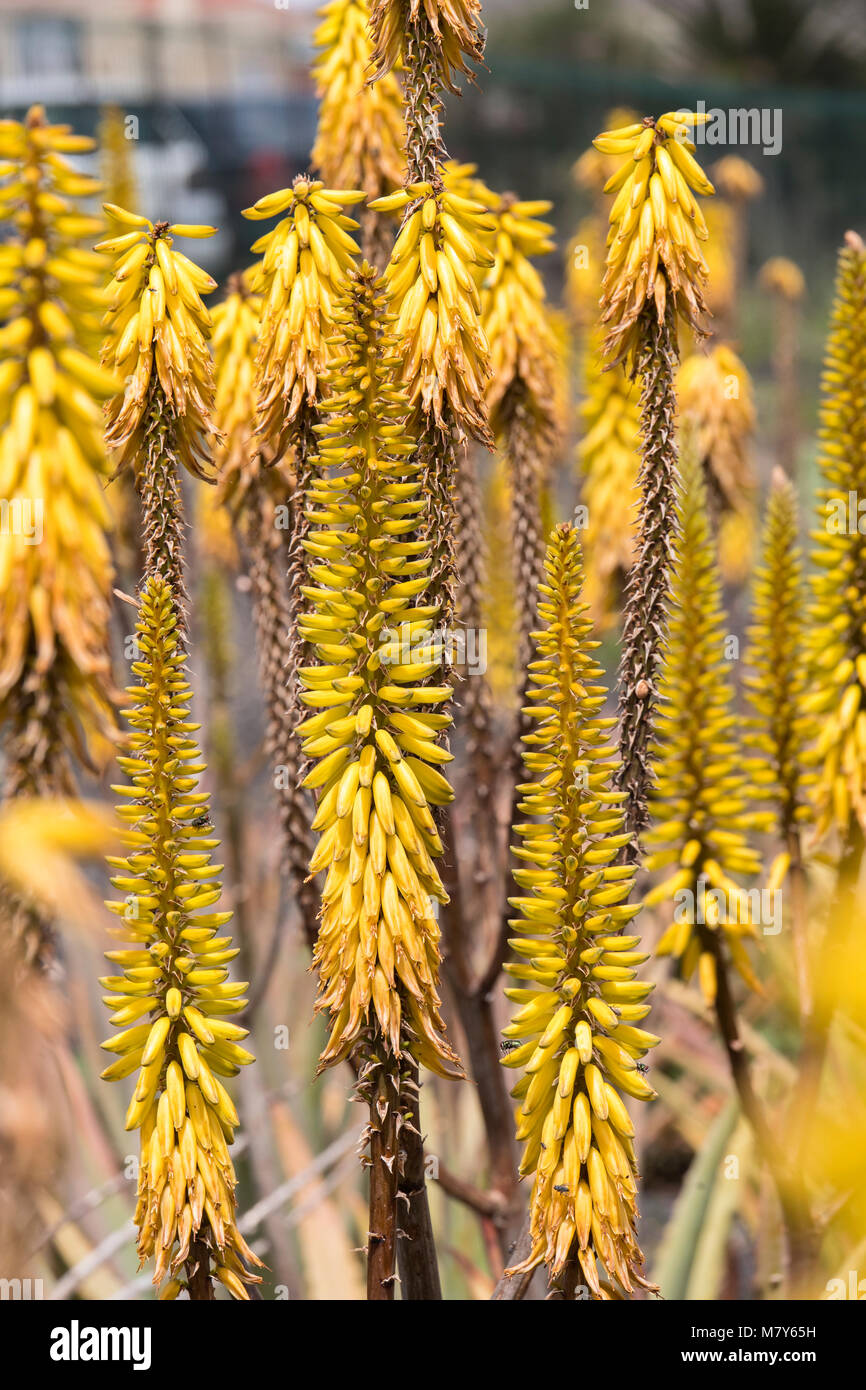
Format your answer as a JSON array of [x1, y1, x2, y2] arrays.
[[368, 0, 491, 1292], [592, 113, 714, 853]]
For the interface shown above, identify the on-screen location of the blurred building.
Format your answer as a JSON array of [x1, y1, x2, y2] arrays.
[[0, 0, 317, 104], [0, 0, 322, 271]]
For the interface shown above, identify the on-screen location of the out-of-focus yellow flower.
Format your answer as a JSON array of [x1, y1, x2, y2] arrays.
[[596, 112, 714, 365], [0, 796, 114, 1271], [370, 178, 493, 440], [577, 324, 641, 626], [716, 507, 756, 586], [101, 575, 262, 1298], [243, 177, 365, 457], [312, 0, 405, 200], [711, 154, 764, 203], [565, 215, 605, 331], [209, 271, 269, 511], [481, 456, 517, 704], [369, 0, 484, 91], [644, 451, 774, 1002], [97, 206, 218, 482], [677, 343, 756, 518], [760, 256, 806, 302], [743, 470, 815, 841], [503, 523, 657, 1295], [803, 232, 866, 842], [0, 107, 119, 791], [99, 105, 137, 222], [299, 266, 463, 1079], [700, 199, 736, 323]]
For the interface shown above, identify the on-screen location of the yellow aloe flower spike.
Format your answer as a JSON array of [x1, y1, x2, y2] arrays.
[[745, 471, 816, 830], [369, 0, 485, 92], [480, 190, 564, 447], [597, 111, 714, 367], [97, 207, 218, 613], [370, 176, 494, 442], [503, 522, 657, 1297], [100, 575, 262, 1299], [0, 106, 119, 797], [312, 0, 406, 266], [644, 449, 774, 1003], [98, 208, 217, 483], [804, 231, 866, 843], [210, 271, 266, 508], [243, 179, 364, 938], [243, 176, 365, 459], [99, 105, 138, 229], [299, 264, 463, 1080], [743, 470, 816, 1010]]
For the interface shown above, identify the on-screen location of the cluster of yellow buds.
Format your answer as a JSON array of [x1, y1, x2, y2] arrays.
[[97, 206, 218, 481], [644, 455, 775, 1002], [101, 576, 261, 1297], [504, 524, 657, 1295], [369, 0, 485, 90], [596, 112, 714, 364], [370, 179, 493, 439], [0, 107, 119, 786], [312, 0, 405, 201], [478, 192, 563, 439], [243, 177, 365, 456], [299, 267, 463, 1078]]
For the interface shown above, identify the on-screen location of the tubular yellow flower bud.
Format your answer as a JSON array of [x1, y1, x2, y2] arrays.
[[369, 0, 484, 92], [503, 523, 657, 1297], [597, 111, 714, 367], [0, 106, 117, 797], [101, 576, 261, 1297], [805, 232, 866, 841], [644, 451, 770, 999], [299, 265, 462, 1079]]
